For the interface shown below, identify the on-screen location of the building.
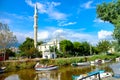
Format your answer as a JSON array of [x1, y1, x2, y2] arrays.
[[108, 47, 115, 54], [32, 3, 62, 59], [0, 52, 9, 61], [38, 39, 60, 59]]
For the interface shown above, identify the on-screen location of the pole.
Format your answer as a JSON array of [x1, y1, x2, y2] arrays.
[[98, 73, 101, 80], [90, 44, 92, 55]]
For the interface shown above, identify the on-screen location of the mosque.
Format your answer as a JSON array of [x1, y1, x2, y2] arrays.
[[33, 4, 59, 59]]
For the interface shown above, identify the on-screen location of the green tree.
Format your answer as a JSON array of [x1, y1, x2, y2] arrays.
[[6, 49, 15, 57], [97, 0, 120, 46], [92, 46, 100, 55], [81, 42, 91, 56], [97, 40, 111, 53], [37, 41, 44, 45], [19, 37, 38, 58], [60, 40, 73, 57], [73, 42, 82, 56]]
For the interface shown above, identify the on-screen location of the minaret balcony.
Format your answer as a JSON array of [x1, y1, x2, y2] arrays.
[[34, 15, 38, 18]]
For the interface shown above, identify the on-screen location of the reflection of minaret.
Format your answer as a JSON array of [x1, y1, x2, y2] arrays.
[[34, 3, 38, 48]]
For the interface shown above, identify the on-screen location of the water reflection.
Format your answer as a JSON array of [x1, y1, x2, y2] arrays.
[[0, 63, 116, 80], [35, 71, 60, 80], [5, 74, 19, 80], [110, 62, 120, 78]]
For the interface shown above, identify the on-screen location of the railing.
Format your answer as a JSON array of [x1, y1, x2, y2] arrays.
[[79, 72, 101, 80]]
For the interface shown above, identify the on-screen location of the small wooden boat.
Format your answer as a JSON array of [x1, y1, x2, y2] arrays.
[[0, 67, 6, 73], [72, 70, 112, 80], [71, 62, 90, 67], [35, 63, 58, 71]]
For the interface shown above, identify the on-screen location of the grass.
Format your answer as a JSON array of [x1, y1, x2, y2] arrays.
[[0, 52, 120, 72]]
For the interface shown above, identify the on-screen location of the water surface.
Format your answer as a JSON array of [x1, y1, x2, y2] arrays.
[[0, 63, 117, 80]]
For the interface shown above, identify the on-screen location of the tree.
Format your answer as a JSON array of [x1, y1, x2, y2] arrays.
[[73, 42, 82, 56], [97, 40, 111, 53], [60, 40, 73, 57], [0, 22, 17, 60], [81, 42, 91, 56], [19, 37, 37, 58], [97, 0, 120, 45], [6, 49, 15, 57], [37, 41, 44, 45]]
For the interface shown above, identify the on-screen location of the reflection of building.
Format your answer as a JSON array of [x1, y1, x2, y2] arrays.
[[35, 71, 61, 80], [38, 39, 60, 59]]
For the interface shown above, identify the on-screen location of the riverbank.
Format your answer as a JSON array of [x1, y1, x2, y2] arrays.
[[0, 53, 120, 72]]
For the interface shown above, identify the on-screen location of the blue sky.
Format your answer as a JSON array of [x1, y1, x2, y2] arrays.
[[0, 0, 114, 44]]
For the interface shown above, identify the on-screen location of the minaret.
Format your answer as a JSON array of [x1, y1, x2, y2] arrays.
[[34, 3, 38, 48]]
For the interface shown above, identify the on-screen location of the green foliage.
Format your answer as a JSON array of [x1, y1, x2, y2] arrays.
[[73, 42, 82, 56], [37, 41, 44, 45], [59, 40, 100, 57], [97, 0, 120, 46], [19, 37, 40, 58], [60, 40, 74, 56], [39, 59, 50, 65], [89, 53, 120, 61], [6, 49, 15, 57], [49, 46, 57, 52], [81, 42, 90, 56], [97, 40, 111, 53], [1, 53, 120, 71], [19, 37, 34, 51], [1, 61, 36, 71], [55, 57, 84, 66]]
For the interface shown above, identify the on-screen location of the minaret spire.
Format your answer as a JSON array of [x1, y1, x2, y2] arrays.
[[35, 3, 37, 15], [34, 3, 38, 48]]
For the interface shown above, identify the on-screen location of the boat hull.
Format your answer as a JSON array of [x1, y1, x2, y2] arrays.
[[35, 66, 58, 71], [71, 62, 90, 66]]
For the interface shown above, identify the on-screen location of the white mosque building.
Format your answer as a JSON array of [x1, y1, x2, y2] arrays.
[[38, 39, 60, 59], [33, 4, 60, 59]]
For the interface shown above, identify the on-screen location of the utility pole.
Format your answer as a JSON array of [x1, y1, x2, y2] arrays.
[[90, 43, 92, 55]]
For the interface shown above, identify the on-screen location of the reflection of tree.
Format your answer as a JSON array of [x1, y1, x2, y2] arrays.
[[0, 74, 6, 80], [18, 69, 36, 80], [0, 72, 17, 80]]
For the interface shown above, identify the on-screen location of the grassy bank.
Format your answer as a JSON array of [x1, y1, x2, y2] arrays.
[[0, 53, 120, 72]]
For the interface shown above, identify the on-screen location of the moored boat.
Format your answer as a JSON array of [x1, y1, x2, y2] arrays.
[[71, 62, 90, 67], [35, 63, 58, 71], [0, 67, 6, 73], [72, 70, 112, 80]]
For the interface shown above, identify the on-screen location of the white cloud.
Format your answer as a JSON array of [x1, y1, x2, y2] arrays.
[[13, 32, 33, 43], [0, 18, 11, 24], [0, 12, 33, 22], [25, 0, 67, 20], [49, 11, 66, 20], [38, 31, 49, 40], [93, 18, 109, 23], [25, 0, 34, 7], [58, 21, 77, 26], [14, 27, 97, 45], [98, 30, 113, 40], [81, 1, 95, 9]]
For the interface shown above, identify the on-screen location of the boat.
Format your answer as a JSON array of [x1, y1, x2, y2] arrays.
[[72, 70, 112, 80], [0, 67, 6, 73], [71, 62, 90, 67], [35, 63, 58, 71]]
